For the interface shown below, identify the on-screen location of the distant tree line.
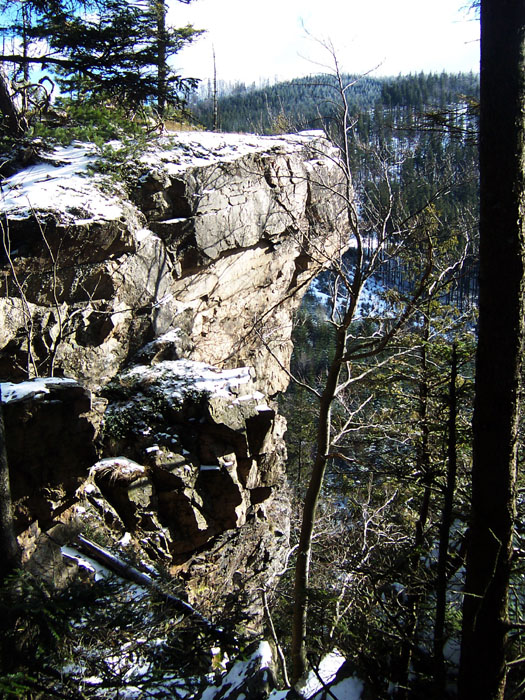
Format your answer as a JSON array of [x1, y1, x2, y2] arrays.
[[190, 71, 478, 134], [192, 71, 480, 310]]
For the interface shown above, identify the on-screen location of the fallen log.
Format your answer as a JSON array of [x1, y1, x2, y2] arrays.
[[72, 533, 234, 644]]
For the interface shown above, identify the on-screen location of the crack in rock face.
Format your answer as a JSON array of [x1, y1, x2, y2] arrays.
[[98, 360, 281, 556], [0, 131, 347, 392], [0, 130, 349, 625]]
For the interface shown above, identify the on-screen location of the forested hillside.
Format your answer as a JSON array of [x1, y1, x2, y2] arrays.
[[196, 70, 498, 698], [190, 71, 478, 134]]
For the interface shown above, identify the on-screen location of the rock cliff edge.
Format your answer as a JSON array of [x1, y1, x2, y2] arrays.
[[0, 130, 346, 622]]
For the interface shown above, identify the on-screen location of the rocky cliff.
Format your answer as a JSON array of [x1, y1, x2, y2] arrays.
[[0, 130, 346, 621]]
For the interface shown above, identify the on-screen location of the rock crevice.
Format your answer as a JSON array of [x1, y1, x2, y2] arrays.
[[0, 130, 348, 621]]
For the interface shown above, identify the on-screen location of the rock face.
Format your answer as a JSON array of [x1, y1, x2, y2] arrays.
[[0, 130, 347, 622], [88, 360, 287, 556], [0, 131, 345, 394], [1, 377, 97, 533]]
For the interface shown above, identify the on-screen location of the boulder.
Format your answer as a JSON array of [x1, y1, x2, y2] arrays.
[[95, 360, 286, 560]]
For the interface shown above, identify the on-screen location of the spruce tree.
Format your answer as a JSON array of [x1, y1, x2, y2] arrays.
[[0, 0, 202, 129]]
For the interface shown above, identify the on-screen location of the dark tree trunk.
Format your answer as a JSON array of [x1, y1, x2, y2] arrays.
[[154, 0, 168, 116], [459, 2, 525, 698], [0, 69, 26, 136], [0, 389, 21, 581]]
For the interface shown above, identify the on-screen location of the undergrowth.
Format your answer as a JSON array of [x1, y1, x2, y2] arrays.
[[0, 566, 231, 698]]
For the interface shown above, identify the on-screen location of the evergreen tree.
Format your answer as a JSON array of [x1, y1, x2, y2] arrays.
[[0, 0, 202, 129]]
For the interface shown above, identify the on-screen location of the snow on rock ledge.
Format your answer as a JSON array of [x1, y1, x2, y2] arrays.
[[0, 375, 79, 403], [92, 358, 286, 561], [0, 130, 348, 626], [0, 130, 347, 393], [1, 142, 121, 223]]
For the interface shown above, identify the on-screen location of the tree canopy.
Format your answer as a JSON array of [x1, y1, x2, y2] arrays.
[[0, 0, 202, 133]]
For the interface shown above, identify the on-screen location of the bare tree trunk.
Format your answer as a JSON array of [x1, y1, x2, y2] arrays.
[[459, 2, 525, 698], [290, 58, 363, 685], [0, 388, 21, 581], [290, 321, 347, 685], [287, 45, 438, 689], [212, 45, 218, 132], [433, 343, 458, 695]]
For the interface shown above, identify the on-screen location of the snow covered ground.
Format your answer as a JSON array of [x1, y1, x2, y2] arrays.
[[308, 273, 389, 320], [293, 650, 363, 700], [200, 644, 363, 700]]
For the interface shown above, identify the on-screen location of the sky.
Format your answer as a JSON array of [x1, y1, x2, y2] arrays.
[[171, 0, 479, 86]]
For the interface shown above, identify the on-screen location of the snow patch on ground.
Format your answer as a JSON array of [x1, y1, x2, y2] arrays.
[[311, 674, 364, 700], [298, 650, 346, 698], [61, 545, 109, 582], [201, 642, 272, 700], [308, 275, 389, 320]]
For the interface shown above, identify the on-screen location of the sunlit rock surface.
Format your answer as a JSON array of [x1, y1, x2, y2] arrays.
[[0, 130, 348, 625], [0, 131, 346, 394]]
